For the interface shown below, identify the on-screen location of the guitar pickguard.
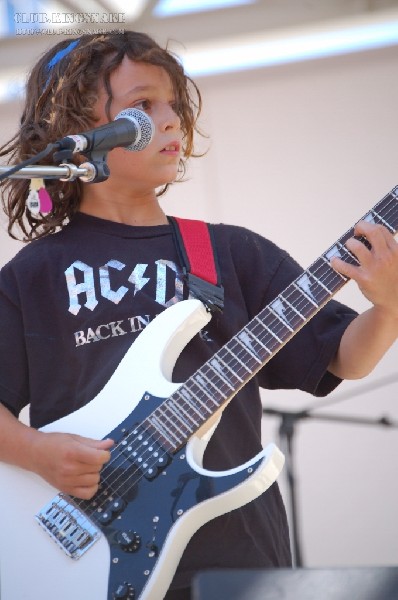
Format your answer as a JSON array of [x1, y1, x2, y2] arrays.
[[49, 393, 271, 599]]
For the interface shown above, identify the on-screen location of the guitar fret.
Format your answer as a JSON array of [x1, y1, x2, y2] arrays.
[[181, 384, 211, 416], [305, 267, 333, 297], [244, 324, 272, 356], [260, 317, 283, 343], [271, 293, 308, 329], [147, 414, 180, 450], [198, 368, 229, 400], [260, 308, 291, 344], [170, 395, 198, 428], [209, 358, 236, 390], [234, 334, 261, 373], [280, 295, 306, 320], [285, 286, 316, 319], [223, 343, 255, 375], [237, 330, 267, 362], [189, 381, 216, 413], [336, 242, 360, 266], [178, 387, 206, 422], [215, 354, 244, 384], [293, 281, 318, 308], [321, 254, 348, 282], [371, 194, 398, 230], [368, 209, 395, 233], [253, 321, 283, 355], [321, 256, 348, 294], [154, 407, 186, 442], [251, 319, 281, 354], [163, 416, 186, 445], [268, 305, 295, 332], [384, 191, 398, 228], [236, 333, 262, 364], [165, 398, 195, 435], [192, 374, 222, 409]]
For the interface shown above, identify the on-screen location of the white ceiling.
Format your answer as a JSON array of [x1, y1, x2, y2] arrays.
[[13, 0, 395, 44], [1, 0, 398, 101]]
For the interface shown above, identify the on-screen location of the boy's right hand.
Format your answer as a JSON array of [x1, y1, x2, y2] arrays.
[[31, 431, 114, 500]]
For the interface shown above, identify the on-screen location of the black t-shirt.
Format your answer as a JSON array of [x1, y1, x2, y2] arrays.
[[0, 213, 357, 588]]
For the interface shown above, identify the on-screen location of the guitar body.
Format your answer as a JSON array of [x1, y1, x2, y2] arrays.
[[0, 299, 284, 600]]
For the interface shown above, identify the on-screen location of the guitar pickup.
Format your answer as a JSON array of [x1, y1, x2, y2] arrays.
[[119, 425, 171, 480]]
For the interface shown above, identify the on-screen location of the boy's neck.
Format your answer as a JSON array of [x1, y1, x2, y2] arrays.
[[78, 192, 169, 227]]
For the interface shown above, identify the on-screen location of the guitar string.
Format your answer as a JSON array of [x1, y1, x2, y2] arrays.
[[144, 192, 398, 440], [97, 195, 397, 517], [100, 196, 398, 510], [76, 192, 398, 516], [148, 192, 398, 440], [71, 192, 398, 516], [70, 193, 398, 520]]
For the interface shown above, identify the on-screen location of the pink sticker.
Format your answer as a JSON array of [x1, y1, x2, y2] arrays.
[[38, 187, 52, 213]]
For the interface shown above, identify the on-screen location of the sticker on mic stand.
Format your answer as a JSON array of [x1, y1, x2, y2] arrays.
[[26, 179, 53, 214]]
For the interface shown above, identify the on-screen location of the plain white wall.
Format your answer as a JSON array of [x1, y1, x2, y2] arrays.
[[1, 43, 398, 569]]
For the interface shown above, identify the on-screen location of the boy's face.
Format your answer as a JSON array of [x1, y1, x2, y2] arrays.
[[91, 57, 182, 194]]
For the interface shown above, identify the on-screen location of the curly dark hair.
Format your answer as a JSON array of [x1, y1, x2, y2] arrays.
[[0, 31, 203, 241]]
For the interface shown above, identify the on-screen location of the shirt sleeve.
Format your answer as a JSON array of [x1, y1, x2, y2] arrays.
[[258, 249, 358, 396], [223, 225, 358, 397]]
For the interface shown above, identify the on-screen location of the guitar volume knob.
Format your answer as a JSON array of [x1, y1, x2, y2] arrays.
[[113, 582, 135, 599], [116, 530, 141, 553]]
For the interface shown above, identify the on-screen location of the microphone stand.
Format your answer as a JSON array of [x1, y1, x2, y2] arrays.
[[263, 381, 398, 569], [0, 162, 98, 182]]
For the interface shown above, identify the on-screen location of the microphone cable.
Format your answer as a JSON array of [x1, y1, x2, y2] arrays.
[[0, 143, 57, 182]]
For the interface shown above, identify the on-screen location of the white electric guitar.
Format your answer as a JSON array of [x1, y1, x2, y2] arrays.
[[0, 187, 397, 600]]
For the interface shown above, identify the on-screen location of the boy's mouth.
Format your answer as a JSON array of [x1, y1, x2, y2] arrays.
[[160, 141, 180, 154]]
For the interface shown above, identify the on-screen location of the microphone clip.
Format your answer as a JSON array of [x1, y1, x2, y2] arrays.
[[53, 147, 110, 184]]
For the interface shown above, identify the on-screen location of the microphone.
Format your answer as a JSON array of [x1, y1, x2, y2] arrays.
[[55, 108, 154, 155]]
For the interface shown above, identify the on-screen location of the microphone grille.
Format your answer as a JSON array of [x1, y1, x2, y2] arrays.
[[115, 108, 154, 151]]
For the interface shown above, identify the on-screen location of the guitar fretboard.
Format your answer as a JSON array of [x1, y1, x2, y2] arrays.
[[144, 187, 398, 452]]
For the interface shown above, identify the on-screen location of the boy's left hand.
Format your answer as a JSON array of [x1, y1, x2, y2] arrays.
[[330, 220, 398, 321]]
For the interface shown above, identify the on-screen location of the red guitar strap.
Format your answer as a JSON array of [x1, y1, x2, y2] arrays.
[[168, 216, 224, 313]]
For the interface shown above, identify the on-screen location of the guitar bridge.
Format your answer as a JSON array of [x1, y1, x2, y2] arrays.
[[35, 494, 101, 560]]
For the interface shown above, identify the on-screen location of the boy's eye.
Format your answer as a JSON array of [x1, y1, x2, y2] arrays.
[[170, 99, 181, 114], [134, 99, 151, 112]]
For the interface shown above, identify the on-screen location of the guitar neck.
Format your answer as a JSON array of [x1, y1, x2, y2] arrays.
[[147, 186, 398, 452]]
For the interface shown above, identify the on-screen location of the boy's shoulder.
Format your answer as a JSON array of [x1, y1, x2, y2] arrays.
[[210, 221, 287, 259]]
